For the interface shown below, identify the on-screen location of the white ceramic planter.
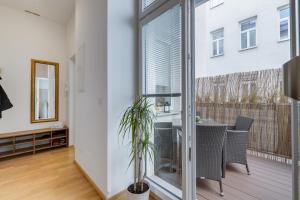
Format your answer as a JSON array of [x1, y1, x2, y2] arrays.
[[127, 184, 150, 200]]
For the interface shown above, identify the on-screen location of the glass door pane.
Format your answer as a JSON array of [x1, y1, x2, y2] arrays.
[[143, 0, 157, 10], [298, 101, 300, 199], [289, 0, 300, 199], [141, 3, 183, 198], [193, 0, 293, 199]]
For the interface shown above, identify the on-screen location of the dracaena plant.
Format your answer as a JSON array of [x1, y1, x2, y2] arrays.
[[119, 96, 156, 193]]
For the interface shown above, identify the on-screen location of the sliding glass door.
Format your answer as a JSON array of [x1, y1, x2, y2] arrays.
[[191, 0, 299, 199], [139, 0, 193, 199], [290, 0, 300, 199], [140, 0, 300, 199]]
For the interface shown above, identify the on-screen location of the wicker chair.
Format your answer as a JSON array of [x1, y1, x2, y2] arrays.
[[196, 125, 227, 196], [226, 116, 254, 175], [154, 122, 175, 173]]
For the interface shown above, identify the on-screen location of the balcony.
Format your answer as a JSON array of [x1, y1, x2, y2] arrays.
[[153, 68, 293, 199], [157, 154, 291, 200]]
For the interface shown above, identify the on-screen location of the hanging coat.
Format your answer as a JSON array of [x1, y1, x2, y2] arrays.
[[0, 84, 13, 118]]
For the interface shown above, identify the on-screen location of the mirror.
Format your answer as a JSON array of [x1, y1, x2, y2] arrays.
[[31, 59, 59, 123]]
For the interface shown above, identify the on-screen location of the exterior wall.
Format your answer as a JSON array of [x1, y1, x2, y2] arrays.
[[195, 0, 290, 78]]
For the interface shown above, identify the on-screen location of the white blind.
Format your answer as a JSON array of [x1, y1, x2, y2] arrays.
[[143, 0, 157, 10], [142, 5, 182, 97], [210, 0, 224, 8]]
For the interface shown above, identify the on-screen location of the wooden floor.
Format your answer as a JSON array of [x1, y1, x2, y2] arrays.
[[0, 147, 156, 200], [0, 146, 292, 200], [0, 147, 101, 200], [157, 155, 292, 200]]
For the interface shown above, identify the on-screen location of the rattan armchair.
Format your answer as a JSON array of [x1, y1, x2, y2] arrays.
[[196, 125, 227, 196], [226, 116, 254, 175]]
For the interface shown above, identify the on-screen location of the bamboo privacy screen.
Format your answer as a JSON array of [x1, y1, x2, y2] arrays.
[[196, 68, 292, 159]]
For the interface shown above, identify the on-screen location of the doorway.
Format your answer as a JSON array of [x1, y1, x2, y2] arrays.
[[191, 0, 299, 199]]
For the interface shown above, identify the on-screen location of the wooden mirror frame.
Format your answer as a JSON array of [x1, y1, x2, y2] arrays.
[[31, 59, 59, 123]]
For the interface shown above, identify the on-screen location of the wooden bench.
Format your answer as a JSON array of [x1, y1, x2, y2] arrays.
[[0, 127, 69, 159]]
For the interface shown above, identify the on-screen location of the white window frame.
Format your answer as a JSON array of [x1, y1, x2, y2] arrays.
[[278, 5, 290, 42], [211, 28, 224, 57], [239, 16, 257, 51], [139, 0, 194, 200], [142, 0, 157, 10], [210, 0, 224, 9], [139, 0, 168, 20]]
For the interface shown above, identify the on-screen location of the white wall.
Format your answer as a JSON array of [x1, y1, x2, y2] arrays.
[[195, 0, 290, 78], [67, 14, 76, 145], [0, 1, 136, 197], [74, 0, 137, 197], [0, 5, 68, 133], [107, 0, 136, 196], [74, 0, 109, 195], [67, 15, 76, 58]]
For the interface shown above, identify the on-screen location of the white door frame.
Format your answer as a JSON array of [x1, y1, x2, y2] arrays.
[[290, 0, 300, 199], [139, 0, 193, 199]]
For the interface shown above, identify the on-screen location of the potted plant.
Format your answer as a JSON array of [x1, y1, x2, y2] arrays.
[[119, 97, 155, 200]]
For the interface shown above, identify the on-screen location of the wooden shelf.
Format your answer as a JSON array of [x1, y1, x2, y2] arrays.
[[0, 142, 14, 148], [0, 127, 68, 160], [15, 139, 34, 145], [15, 147, 34, 154], [0, 150, 14, 158], [52, 135, 67, 140], [52, 143, 67, 148], [35, 138, 51, 142], [36, 144, 51, 151]]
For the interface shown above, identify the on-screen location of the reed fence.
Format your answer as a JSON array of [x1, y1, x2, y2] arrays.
[[196, 68, 292, 159]]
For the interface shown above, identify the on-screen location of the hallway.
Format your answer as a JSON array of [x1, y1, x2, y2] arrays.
[[0, 147, 101, 200]]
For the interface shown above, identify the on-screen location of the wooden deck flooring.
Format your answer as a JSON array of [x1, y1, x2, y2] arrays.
[[157, 155, 292, 200]]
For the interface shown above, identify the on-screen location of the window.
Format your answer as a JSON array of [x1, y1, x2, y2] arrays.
[[210, 0, 224, 8], [240, 17, 257, 50], [279, 5, 290, 41], [142, 6, 181, 106], [211, 28, 224, 57], [142, 0, 157, 10], [141, 4, 183, 198]]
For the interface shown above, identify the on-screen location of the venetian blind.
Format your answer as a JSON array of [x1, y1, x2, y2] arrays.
[[142, 5, 182, 98], [143, 0, 157, 10]]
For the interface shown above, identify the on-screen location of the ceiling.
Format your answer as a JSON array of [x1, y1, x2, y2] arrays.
[[0, 0, 75, 25]]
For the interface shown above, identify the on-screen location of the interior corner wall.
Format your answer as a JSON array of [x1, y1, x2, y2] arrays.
[[74, 0, 109, 195], [67, 15, 76, 59], [0, 5, 68, 133], [74, 0, 137, 197], [107, 0, 137, 197], [66, 14, 76, 146]]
